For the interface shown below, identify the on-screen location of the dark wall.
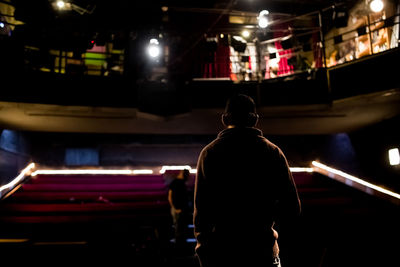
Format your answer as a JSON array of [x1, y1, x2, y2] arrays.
[[23, 115, 400, 195], [349, 115, 400, 191], [29, 132, 214, 167], [329, 48, 400, 99], [0, 130, 32, 186]]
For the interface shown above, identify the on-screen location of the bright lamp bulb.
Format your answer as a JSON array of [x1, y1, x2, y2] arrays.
[[389, 148, 400, 166], [258, 10, 270, 28], [258, 17, 269, 28], [56, 0, 65, 9], [148, 45, 160, 58], [242, 30, 250, 38], [370, 0, 384, 13]]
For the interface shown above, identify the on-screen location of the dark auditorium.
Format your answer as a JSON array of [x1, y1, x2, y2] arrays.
[[0, 0, 400, 266]]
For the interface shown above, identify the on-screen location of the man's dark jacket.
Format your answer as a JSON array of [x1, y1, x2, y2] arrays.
[[194, 127, 301, 267]]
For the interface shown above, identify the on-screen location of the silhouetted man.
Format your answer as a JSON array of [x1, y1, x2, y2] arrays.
[[168, 169, 190, 251], [193, 94, 301, 267]]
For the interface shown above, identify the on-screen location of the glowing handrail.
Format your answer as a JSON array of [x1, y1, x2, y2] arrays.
[[159, 165, 193, 174], [31, 169, 133, 176], [290, 167, 314, 173], [312, 161, 400, 201], [0, 162, 36, 198], [27, 165, 312, 179]]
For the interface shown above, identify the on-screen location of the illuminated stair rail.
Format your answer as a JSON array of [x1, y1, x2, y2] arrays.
[[0, 163, 36, 199], [312, 161, 400, 205]]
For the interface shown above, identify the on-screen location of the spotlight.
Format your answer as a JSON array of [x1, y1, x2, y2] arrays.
[[0, 22, 4, 28], [258, 10, 269, 28], [242, 30, 250, 38], [56, 0, 66, 9], [389, 148, 400, 166], [52, 0, 95, 15], [148, 38, 161, 58], [369, 0, 384, 13]]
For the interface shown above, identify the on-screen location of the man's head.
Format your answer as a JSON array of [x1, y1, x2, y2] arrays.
[[222, 94, 259, 127], [176, 169, 190, 181]]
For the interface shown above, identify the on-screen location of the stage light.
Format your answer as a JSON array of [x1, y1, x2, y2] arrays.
[[369, 0, 384, 13], [258, 10, 269, 28], [148, 38, 161, 58], [389, 148, 400, 166], [148, 46, 160, 58], [56, 0, 66, 9], [0, 22, 4, 28], [242, 30, 250, 38]]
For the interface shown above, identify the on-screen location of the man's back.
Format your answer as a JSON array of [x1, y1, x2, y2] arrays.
[[194, 127, 300, 266], [193, 94, 300, 267]]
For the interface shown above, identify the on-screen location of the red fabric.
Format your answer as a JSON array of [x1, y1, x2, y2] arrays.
[[313, 32, 324, 68], [272, 22, 294, 76], [202, 40, 231, 78], [274, 40, 294, 76]]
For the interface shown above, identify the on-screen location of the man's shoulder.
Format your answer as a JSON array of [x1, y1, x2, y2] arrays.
[[199, 138, 219, 155]]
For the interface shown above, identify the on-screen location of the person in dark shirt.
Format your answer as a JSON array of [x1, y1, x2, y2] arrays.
[[168, 169, 190, 250], [193, 94, 301, 267]]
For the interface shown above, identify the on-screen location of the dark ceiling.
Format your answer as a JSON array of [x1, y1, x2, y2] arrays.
[[9, 0, 360, 55], [12, 0, 360, 30]]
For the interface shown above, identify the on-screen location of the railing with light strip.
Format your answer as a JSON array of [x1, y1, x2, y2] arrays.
[[312, 161, 400, 205]]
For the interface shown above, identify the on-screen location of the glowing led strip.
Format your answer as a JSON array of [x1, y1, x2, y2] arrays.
[[32, 169, 133, 176], [312, 161, 400, 200], [159, 165, 196, 174], [0, 163, 35, 194], [132, 170, 154, 175], [28, 165, 311, 178], [31, 169, 155, 176], [290, 167, 314, 173]]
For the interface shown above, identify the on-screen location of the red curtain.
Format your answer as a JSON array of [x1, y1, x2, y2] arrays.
[[202, 40, 230, 78]]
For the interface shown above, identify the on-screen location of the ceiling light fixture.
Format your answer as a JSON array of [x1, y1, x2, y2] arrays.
[[258, 10, 270, 28], [369, 0, 384, 13]]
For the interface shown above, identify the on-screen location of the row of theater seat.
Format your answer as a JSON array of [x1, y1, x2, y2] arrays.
[[0, 170, 398, 267]]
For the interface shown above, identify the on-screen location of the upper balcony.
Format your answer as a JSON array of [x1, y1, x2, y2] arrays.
[[0, 0, 399, 134]]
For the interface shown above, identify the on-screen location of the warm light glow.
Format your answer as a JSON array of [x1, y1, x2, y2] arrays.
[[369, 0, 384, 12], [389, 148, 400, 166], [0, 239, 29, 243], [0, 163, 35, 195], [290, 167, 314, 173], [258, 10, 269, 28], [56, 0, 65, 9], [312, 161, 400, 200], [242, 30, 250, 38]]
